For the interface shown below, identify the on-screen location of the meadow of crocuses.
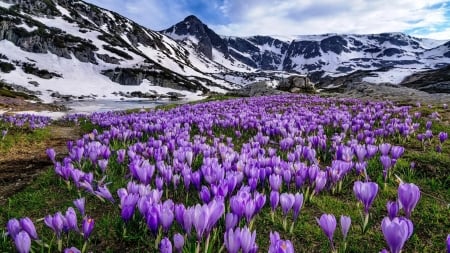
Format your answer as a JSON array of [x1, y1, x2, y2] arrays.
[[1, 94, 449, 252]]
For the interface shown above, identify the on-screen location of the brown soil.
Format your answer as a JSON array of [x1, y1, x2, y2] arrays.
[[0, 96, 66, 112], [0, 126, 81, 204]]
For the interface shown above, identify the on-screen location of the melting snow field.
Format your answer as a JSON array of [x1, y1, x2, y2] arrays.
[[362, 68, 419, 84]]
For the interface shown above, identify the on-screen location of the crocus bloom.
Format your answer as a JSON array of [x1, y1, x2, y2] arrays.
[[280, 193, 295, 216], [82, 217, 95, 240], [269, 174, 282, 191], [65, 207, 78, 232], [6, 218, 21, 239], [390, 146, 405, 160], [173, 233, 184, 252], [46, 148, 56, 163], [225, 213, 239, 231], [317, 214, 337, 246], [270, 191, 279, 212], [386, 201, 399, 220], [439, 132, 448, 143], [381, 217, 413, 253], [353, 181, 379, 214], [268, 231, 295, 253], [314, 171, 327, 194], [44, 212, 65, 238], [73, 197, 85, 217], [446, 234, 450, 253], [95, 185, 114, 203], [398, 183, 420, 218], [239, 226, 257, 253], [159, 237, 172, 253], [224, 227, 241, 253], [14, 231, 31, 253], [292, 193, 304, 221], [340, 215, 351, 240], [64, 247, 81, 253], [18, 217, 38, 240], [379, 143, 391, 156]]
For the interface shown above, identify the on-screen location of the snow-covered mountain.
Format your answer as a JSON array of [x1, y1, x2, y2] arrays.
[[0, 0, 286, 102], [162, 15, 450, 86], [0, 0, 449, 102]]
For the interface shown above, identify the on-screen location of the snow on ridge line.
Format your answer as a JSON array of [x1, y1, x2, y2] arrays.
[[0, 2, 13, 8]]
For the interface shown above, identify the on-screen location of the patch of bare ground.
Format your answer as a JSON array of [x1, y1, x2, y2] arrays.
[[0, 125, 80, 204]]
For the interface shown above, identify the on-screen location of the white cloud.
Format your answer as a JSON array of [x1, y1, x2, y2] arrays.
[[212, 0, 450, 39], [84, 0, 450, 39]]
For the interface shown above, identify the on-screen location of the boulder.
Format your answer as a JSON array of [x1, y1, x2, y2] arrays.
[[277, 75, 315, 93]]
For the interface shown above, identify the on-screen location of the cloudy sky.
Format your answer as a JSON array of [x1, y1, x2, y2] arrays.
[[84, 0, 450, 40]]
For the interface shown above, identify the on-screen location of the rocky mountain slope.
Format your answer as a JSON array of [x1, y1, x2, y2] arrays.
[[162, 15, 450, 86], [0, 0, 449, 102], [0, 0, 280, 102]]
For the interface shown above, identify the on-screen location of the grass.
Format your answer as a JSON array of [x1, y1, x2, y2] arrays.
[[0, 97, 449, 252], [0, 126, 51, 152]]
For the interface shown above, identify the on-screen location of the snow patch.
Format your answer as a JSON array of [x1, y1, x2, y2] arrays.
[[0, 2, 13, 8], [362, 68, 419, 84]]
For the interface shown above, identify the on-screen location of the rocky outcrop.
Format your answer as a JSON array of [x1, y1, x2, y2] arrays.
[[277, 76, 315, 93], [102, 67, 209, 93], [326, 82, 450, 104], [227, 81, 286, 97], [400, 65, 450, 93]]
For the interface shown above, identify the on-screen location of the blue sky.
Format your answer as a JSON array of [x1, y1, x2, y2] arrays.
[[84, 0, 450, 40]]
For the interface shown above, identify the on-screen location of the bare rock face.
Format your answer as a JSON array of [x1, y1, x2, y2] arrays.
[[227, 81, 287, 97], [277, 75, 315, 93]]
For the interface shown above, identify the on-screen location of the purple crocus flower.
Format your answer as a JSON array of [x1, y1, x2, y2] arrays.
[[117, 149, 126, 163], [398, 183, 420, 218], [446, 234, 450, 253], [280, 193, 295, 216], [173, 233, 184, 252], [19, 217, 38, 240], [386, 201, 399, 220], [270, 191, 280, 212], [224, 227, 241, 253], [6, 218, 21, 239], [379, 143, 391, 156], [14, 231, 31, 253], [225, 213, 239, 230], [340, 215, 351, 240], [353, 181, 378, 214], [159, 237, 172, 253], [146, 206, 160, 235], [239, 226, 258, 253], [82, 217, 95, 240], [314, 171, 327, 194], [45, 212, 65, 238], [292, 193, 304, 221], [46, 148, 56, 163], [159, 205, 174, 233], [268, 231, 295, 253], [317, 214, 337, 250], [381, 217, 413, 253], [120, 193, 139, 222], [438, 132, 448, 143], [65, 207, 78, 232], [64, 247, 81, 253], [97, 159, 108, 173], [95, 185, 114, 203], [73, 197, 85, 217], [390, 146, 405, 160], [269, 174, 282, 191]]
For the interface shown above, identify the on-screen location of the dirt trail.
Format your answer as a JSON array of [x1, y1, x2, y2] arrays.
[[0, 126, 81, 204]]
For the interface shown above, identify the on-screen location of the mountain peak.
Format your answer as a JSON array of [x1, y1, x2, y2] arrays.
[[183, 15, 203, 24]]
